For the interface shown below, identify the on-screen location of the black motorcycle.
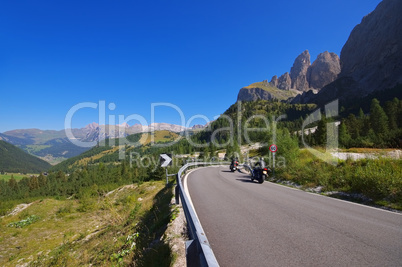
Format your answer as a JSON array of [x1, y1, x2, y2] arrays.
[[251, 166, 270, 184], [230, 159, 239, 172]]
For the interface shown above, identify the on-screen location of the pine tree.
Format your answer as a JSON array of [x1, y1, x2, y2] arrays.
[[29, 176, 39, 191], [38, 173, 47, 187], [358, 108, 369, 136], [307, 129, 314, 146], [339, 121, 351, 148], [398, 99, 402, 128], [369, 98, 389, 140], [385, 98, 399, 131], [8, 176, 18, 192], [346, 114, 360, 139], [209, 142, 216, 158], [314, 115, 327, 146]]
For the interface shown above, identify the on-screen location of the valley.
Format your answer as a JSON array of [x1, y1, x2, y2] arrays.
[[1, 1, 401, 266]]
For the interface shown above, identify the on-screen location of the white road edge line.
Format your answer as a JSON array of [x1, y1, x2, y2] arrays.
[[183, 166, 212, 223], [185, 166, 401, 216]]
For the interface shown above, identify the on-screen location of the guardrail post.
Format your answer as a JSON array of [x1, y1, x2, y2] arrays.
[[186, 240, 200, 267], [175, 184, 180, 205]]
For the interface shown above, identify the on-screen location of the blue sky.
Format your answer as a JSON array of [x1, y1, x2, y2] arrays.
[[0, 0, 381, 132]]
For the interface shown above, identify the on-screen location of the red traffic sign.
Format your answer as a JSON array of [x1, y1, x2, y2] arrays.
[[269, 144, 278, 153]]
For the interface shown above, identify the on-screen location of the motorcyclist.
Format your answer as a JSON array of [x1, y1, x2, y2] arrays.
[[253, 157, 266, 178], [230, 157, 239, 171], [257, 157, 265, 168]]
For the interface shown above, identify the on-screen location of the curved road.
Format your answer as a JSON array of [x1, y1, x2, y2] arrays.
[[186, 166, 402, 267]]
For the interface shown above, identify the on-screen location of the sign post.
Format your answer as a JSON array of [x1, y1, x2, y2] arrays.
[[269, 144, 277, 178], [160, 153, 172, 185]]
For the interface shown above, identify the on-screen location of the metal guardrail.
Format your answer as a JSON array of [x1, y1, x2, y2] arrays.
[[175, 162, 228, 267], [241, 163, 253, 174]]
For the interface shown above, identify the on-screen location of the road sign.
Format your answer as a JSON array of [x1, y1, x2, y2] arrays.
[[160, 153, 172, 167], [269, 144, 278, 153]]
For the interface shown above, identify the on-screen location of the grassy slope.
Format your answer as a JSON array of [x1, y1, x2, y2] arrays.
[[0, 173, 37, 181], [0, 181, 176, 266], [0, 140, 51, 173], [243, 82, 299, 100], [50, 130, 180, 172], [138, 130, 180, 146]]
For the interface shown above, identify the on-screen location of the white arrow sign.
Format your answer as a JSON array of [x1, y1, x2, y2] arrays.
[[160, 154, 172, 167]]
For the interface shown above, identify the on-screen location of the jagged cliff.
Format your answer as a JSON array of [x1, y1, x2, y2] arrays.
[[294, 0, 402, 105], [237, 50, 340, 101], [340, 0, 402, 94], [284, 50, 341, 92], [238, 0, 401, 104], [308, 51, 341, 90], [290, 50, 311, 91]]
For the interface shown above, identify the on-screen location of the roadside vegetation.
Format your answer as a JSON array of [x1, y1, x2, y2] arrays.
[[0, 181, 178, 266], [273, 149, 402, 210], [196, 97, 402, 210], [0, 95, 400, 266]]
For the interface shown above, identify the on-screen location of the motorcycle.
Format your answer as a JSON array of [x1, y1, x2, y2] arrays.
[[251, 167, 270, 184], [230, 160, 239, 172]]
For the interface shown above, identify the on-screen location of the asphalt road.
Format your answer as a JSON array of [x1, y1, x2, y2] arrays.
[[186, 166, 402, 267]]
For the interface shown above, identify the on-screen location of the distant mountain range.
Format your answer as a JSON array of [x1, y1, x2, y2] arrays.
[[238, 0, 402, 105], [0, 140, 51, 173], [0, 123, 204, 164]]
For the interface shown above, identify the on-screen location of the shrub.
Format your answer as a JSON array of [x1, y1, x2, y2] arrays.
[[8, 215, 40, 228]]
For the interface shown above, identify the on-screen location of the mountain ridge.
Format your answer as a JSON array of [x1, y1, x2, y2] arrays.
[[0, 122, 205, 164], [237, 81, 300, 102], [237, 50, 341, 102], [0, 140, 52, 173], [293, 0, 402, 105], [239, 0, 401, 105]]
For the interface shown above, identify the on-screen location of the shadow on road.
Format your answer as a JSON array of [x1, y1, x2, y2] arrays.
[[236, 178, 256, 183], [221, 170, 234, 173]]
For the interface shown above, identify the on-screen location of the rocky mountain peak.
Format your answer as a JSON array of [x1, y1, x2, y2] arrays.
[[237, 49, 341, 101], [293, 0, 402, 105], [290, 50, 311, 91], [239, 1, 402, 103], [85, 122, 99, 130], [271, 49, 340, 93], [307, 51, 341, 89], [269, 75, 278, 87], [191, 124, 205, 130], [118, 122, 130, 128], [277, 72, 292, 90]]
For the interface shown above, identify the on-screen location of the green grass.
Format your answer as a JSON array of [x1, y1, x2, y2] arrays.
[[25, 145, 52, 154], [274, 149, 402, 210], [0, 173, 36, 181], [0, 181, 178, 267], [139, 130, 181, 146], [243, 81, 299, 100], [38, 155, 67, 165]]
